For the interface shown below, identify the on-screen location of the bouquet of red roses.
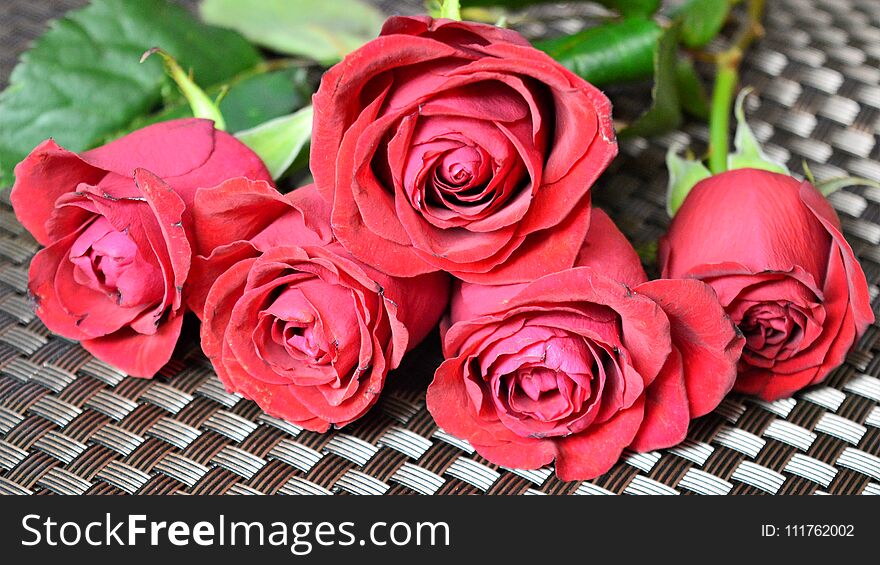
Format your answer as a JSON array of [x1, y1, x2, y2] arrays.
[[5, 0, 874, 482]]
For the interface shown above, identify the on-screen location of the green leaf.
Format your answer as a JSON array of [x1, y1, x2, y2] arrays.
[[200, 0, 384, 65], [236, 105, 314, 180], [815, 176, 880, 197], [666, 145, 712, 216], [671, 0, 731, 48], [0, 0, 260, 188], [675, 56, 710, 119], [440, 0, 463, 20], [621, 23, 682, 138], [593, 0, 661, 17], [727, 89, 790, 174], [115, 66, 314, 137], [462, 0, 660, 17], [534, 19, 661, 87]]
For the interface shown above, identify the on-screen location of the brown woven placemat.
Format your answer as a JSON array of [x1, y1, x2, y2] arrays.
[[0, 0, 878, 495]]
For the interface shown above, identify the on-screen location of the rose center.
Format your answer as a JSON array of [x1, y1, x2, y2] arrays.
[[739, 302, 805, 364], [251, 280, 372, 409], [434, 146, 483, 190], [68, 216, 162, 306], [276, 319, 329, 364], [480, 330, 622, 439], [264, 287, 332, 367], [389, 79, 546, 227], [506, 367, 589, 424]]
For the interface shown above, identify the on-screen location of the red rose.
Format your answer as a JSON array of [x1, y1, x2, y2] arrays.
[[311, 16, 617, 283], [11, 119, 271, 377], [660, 168, 874, 400], [189, 181, 449, 431], [427, 209, 743, 480]]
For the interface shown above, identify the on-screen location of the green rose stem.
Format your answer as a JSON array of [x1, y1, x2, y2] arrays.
[[140, 47, 227, 131], [706, 0, 765, 173], [708, 50, 740, 174]]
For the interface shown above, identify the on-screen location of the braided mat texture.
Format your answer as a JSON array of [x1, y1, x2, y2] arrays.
[[0, 0, 879, 496]]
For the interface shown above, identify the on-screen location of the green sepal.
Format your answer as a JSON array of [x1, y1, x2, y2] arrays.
[[666, 144, 712, 217], [235, 105, 313, 180], [802, 159, 880, 196], [440, 0, 463, 20], [727, 89, 790, 174], [816, 176, 880, 197], [141, 48, 226, 131]]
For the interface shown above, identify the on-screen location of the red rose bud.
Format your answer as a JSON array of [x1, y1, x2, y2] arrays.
[[190, 181, 449, 431], [427, 210, 743, 481], [660, 168, 874, 400], [311, 16, 617, 284], [11, 119, 271, 377]]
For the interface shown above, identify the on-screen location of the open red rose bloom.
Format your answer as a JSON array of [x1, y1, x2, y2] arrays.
[[427, 210, 744, 480], [312, 16, 617, 283], [11, 119, 270, 377], [189, 181, 449, 431], [661, 169, 874, 400]]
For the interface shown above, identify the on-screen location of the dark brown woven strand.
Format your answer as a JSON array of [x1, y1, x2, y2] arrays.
[[0, 0, 878, 496]]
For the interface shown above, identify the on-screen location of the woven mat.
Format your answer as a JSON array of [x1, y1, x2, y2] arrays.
[[0, 0, 878, 496]]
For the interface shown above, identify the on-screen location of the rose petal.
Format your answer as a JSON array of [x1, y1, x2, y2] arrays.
[[311, 34, 460, 202], [555, 396, 645, 481], [575, 208, 648, 287], [82, 310, 183, 378], [29, 232, 95, 340], [191, 178, 292, 256], [635, 278, 743, 417], [82, 119, 216, 180], [163, 127, 271, 206], [188, 241, 260, 318], [11, 139, 107, 245], [628, 348, 689, 452], [428, 355, 544, 449], [474, 437, 558, 470], [202, 256, 257, 377], [133, 169, 190, 312], [799, 181, 874, 336], [450, 193, 593, 283], [380, 15, 532, 49]]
